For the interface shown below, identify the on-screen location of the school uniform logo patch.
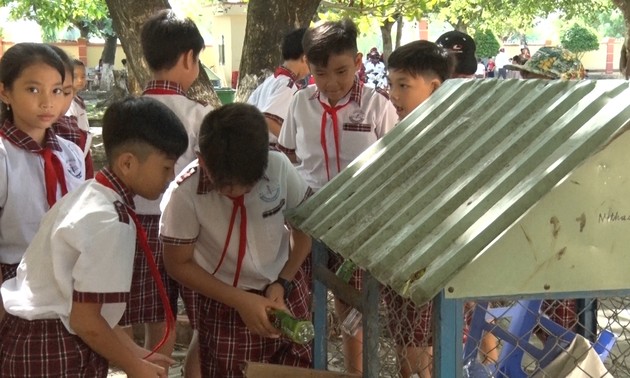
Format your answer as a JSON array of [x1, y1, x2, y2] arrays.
[[349, 110, 366, 124], [67, 158, 83, 178], [259, 181, 280, 202]]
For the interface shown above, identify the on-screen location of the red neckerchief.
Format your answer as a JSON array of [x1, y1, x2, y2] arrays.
[[318, 98, 351, 181], [95, 171, 174, 358], [0, 123, 68, 208], [212, 194, 248, 287]]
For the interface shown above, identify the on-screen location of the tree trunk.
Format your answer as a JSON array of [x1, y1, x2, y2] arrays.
[[613, 0, 630, 78], [104, 0, 219, 106], [236, 0, 321, 102], [98, 35, 117, 91], [395, 14, 403, 50], [380, 20, 394, 62]]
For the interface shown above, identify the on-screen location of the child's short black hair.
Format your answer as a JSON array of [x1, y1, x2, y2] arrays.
[[102, 97, 188, 165], [73, 59, 85, 68], [303, 19, 358, 67], [282, 28, 307, 61], [388, 40, 454, 83], [198, 103, 269, 189], [141, 9, 205, 72]]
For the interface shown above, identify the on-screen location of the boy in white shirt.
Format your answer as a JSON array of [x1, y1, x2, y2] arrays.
[[162, 103, 313, 377]]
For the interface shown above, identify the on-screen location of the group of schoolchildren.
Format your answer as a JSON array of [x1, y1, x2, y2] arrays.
[[0, 6, 584, 378]]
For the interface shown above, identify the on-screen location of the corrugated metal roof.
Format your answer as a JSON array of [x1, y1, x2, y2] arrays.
[[285, 79, 630, 305]]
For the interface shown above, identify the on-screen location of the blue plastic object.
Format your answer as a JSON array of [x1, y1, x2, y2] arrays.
[[463, 300, 616, 378]]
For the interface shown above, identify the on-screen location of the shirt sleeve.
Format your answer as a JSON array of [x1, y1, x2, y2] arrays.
[[377, 98, 399, 137], [68, 211, 136, 295], [278, 94, 300, 151], [160, 182, 200, 244], [279, 152, 309, 209], [259, 84, 295, 123]]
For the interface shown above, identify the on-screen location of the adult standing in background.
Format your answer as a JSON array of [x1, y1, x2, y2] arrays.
[[495, 47, 510, 79]]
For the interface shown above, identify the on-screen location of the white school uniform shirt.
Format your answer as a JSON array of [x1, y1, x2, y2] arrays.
[[0, 121, 86, 265], [65, 97, 92, 156], [2, 169, 135, 332], [278, 77, 397, 191], [135, 80, 213, 215], [160, 151, 310, 291], [247, 66, 302, 145]]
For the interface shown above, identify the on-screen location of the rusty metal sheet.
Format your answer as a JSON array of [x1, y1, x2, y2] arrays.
[[285, 79, 630, 305]]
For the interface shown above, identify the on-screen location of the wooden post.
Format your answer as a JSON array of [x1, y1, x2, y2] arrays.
[[0, 37, 4, 60]]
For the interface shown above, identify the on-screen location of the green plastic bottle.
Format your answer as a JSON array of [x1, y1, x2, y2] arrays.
[[271, 310, 315, 344], [335, 259, 357, 283]]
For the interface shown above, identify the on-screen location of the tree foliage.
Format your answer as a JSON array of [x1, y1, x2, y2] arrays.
[[318, 0, 433, 58], [473, 29, 500, 59], [0, 0, 111, 41], [560, 24, 600, 59], [433, 0, 613, 39]]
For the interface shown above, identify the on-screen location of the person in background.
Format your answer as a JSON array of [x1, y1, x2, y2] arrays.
[[435, 31, 478, 79], [247, 28, 310, 147], [494, 47, 510, 79], [0, 43, 86, 321], [364, 47, 387, 89], [505, 45, 585, 336], [122, 9, 212, 377], [278, 19, 398, 374], [475, 58, 486, 78]]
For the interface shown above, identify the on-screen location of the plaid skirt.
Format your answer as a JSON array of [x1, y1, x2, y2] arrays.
[[1, 263, 19, 283], [383, 289, 433, 346], [0, 314, 108, 377], [198, 268, 312, 377], [119, 214, 179, 326]]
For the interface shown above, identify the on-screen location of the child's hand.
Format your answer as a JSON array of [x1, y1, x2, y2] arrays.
[[264, 283, 289, 309], [235, 292, 283, 338], [127, 359, 167, 377], [143, 351, 176, 371]]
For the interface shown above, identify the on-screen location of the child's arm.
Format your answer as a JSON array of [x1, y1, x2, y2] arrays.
[[70, 301, 169, 377], [164, 242, 284, 338], [265, 227, 311, 304]]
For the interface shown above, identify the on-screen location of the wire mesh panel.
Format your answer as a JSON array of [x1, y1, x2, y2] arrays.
[[317, 291, 630, 377]]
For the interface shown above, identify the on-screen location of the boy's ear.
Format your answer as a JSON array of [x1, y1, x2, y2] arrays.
[[431, 78, 442, 93], [182, 50, 196, 70], [116, 152, 138, 177]]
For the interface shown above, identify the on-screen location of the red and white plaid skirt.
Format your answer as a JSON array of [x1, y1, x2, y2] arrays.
[[1, 263, 19, 283], [197, 268, 313, 377], [0, 314, 108, 377], [119, 214, 179, 326]]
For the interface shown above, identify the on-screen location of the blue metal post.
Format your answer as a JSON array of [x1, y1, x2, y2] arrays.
[[312, 242, 329, 370], [433, 290, 463, 377], [362, 271, 381, 377]]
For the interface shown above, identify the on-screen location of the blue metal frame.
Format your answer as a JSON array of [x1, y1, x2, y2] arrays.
[[433, 291, 463, 377]]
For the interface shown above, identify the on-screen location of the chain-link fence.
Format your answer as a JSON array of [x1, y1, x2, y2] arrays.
[[320, 288, 629, 377]]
